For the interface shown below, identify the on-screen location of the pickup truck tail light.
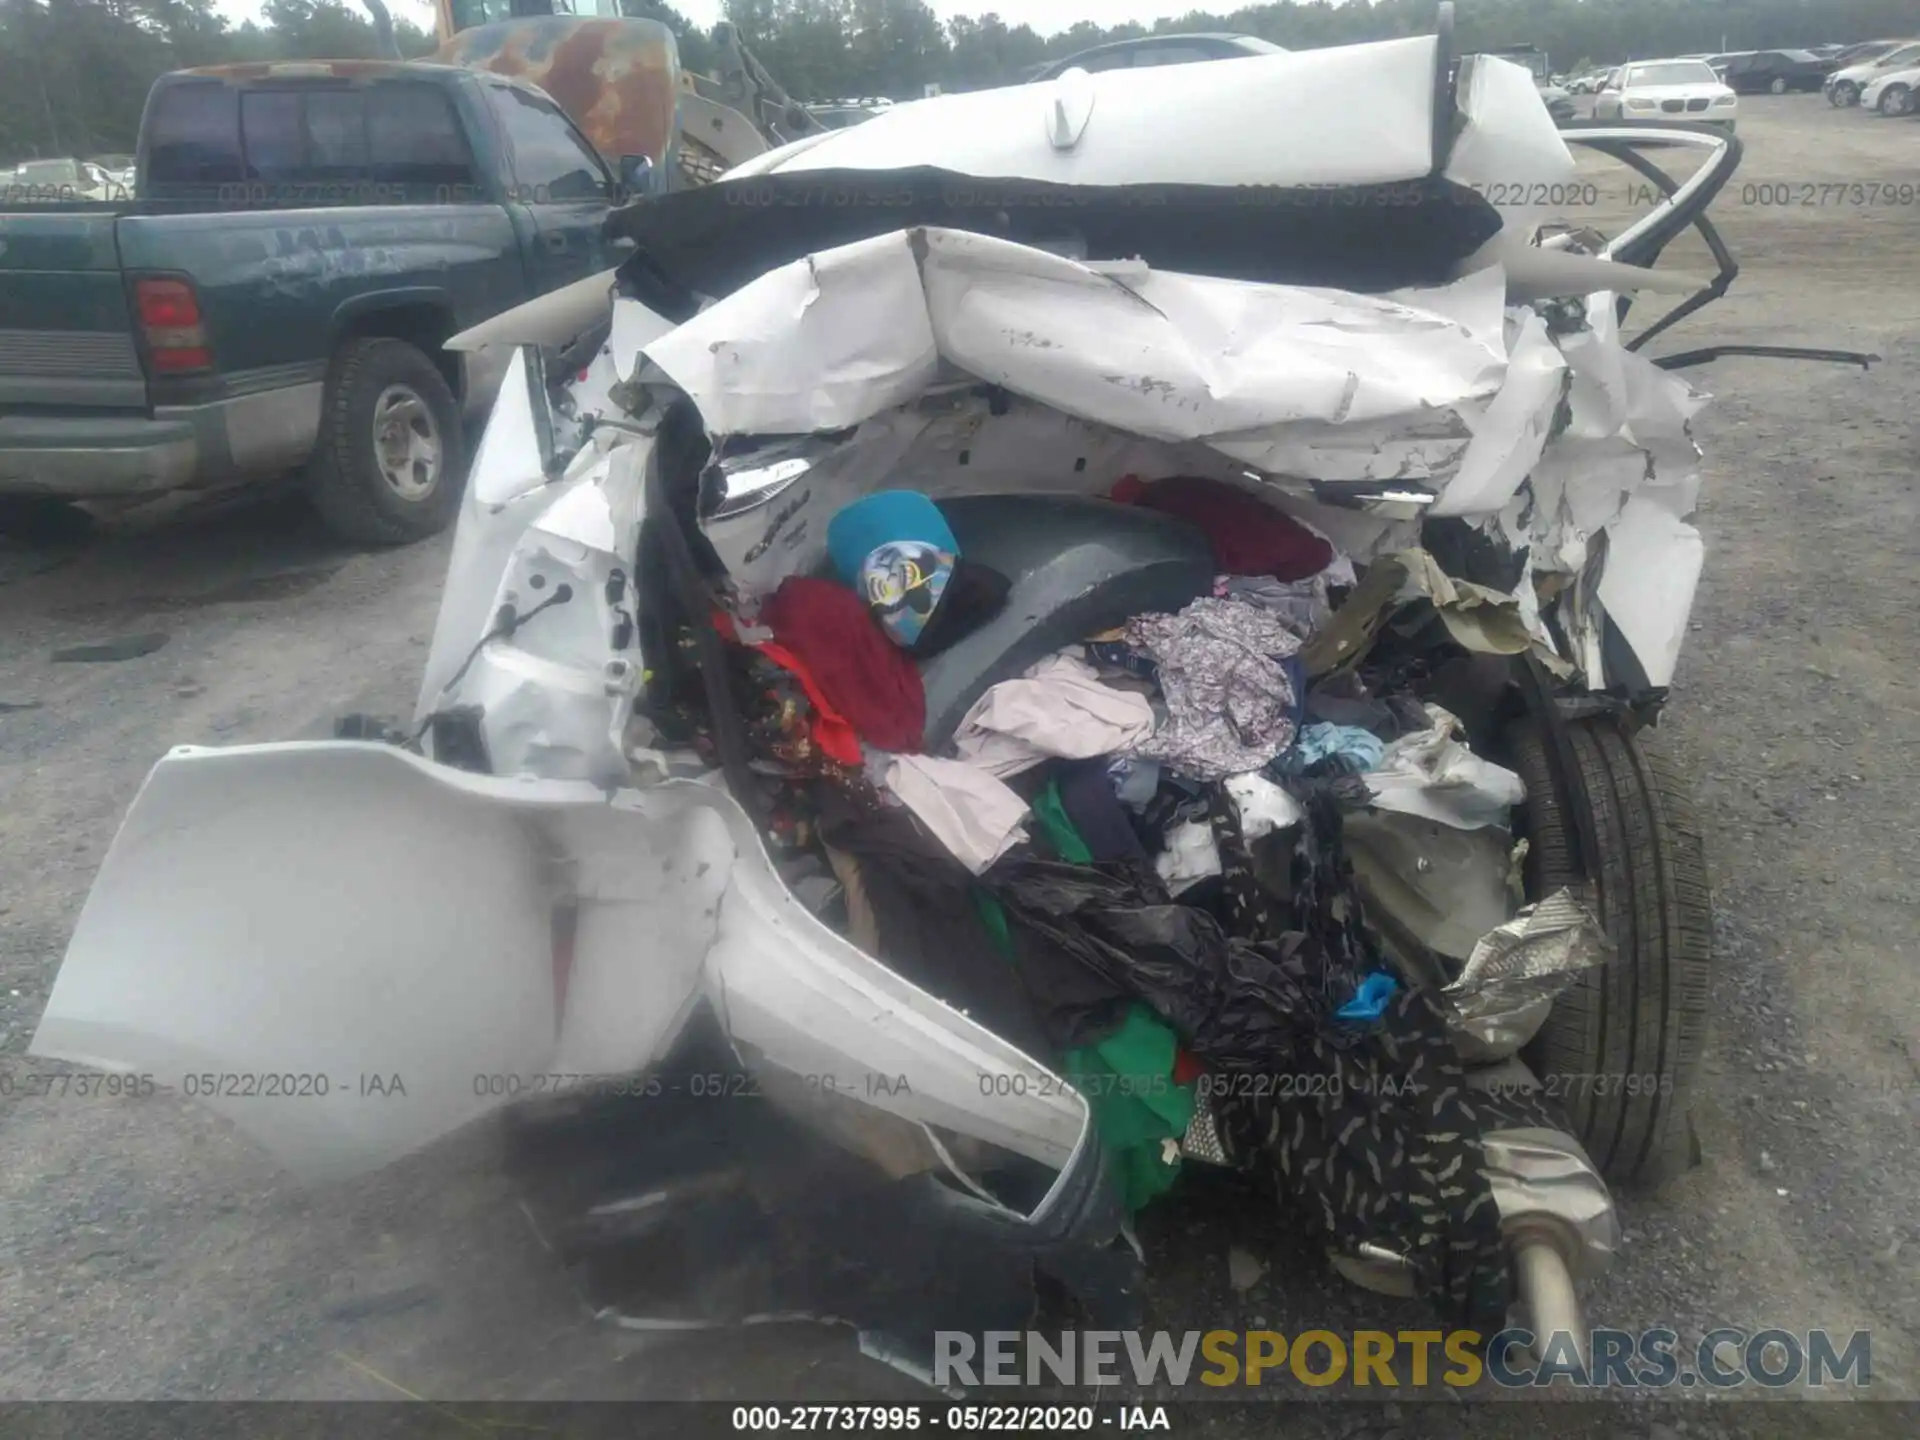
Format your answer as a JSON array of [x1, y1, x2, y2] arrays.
[[133, 277, 213, 374]]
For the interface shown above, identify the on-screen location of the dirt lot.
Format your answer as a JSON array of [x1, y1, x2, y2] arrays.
[[1, 96, 1917, 1431]]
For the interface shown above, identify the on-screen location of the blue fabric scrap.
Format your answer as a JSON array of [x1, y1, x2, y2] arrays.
[[1336, 971, 1400, 1022]]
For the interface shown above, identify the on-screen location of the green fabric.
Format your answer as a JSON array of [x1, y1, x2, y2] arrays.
[[1062, 1005, 1196, 1210], [973, 787, 1194, 1213], [1030, 780, 1095, 864]]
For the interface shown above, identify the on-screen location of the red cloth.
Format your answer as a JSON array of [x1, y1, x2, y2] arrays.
[[1111, 475, 1333, 582], [762, 577, 925, 754], [712, 608, 863, 765], [1172, 1048, 1205, 1088]]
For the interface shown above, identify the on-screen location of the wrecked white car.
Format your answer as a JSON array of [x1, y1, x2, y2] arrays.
[[32, 9, 1875, 1377]]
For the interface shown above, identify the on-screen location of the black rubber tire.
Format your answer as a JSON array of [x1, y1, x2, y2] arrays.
[[304, 337, 465, 547], [1879, 85, 1914, 117], [1830, 82, 1857, 107], [1769, 77, 1788, 95], [1507, 717, 1714, 1186]]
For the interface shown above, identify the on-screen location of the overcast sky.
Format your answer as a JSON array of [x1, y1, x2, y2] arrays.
[[210, 2, 1219, 38]]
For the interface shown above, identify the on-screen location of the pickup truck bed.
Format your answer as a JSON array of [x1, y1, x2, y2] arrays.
[[0, 61, 632, 544]]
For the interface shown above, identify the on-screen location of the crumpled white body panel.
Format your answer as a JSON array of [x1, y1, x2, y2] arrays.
[[641, 229, 1525, 464], [420, 223, 1714, 784], [729, 42, 1569, 200], [30, 743, 1087, 1182]]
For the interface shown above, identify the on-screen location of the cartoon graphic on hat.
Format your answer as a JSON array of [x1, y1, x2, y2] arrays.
[[828, 491, 961, 650], [860, 539, 955, 648]]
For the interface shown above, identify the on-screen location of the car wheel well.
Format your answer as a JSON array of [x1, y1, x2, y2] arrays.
[[337, 304, 461, 401]]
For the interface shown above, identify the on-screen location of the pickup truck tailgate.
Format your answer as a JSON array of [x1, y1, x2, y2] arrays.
[[0, 212, 146, 410]]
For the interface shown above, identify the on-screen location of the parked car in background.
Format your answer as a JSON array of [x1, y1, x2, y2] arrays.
[[1704, 53, 1743, 80], [5, 156, 112, 201], [88, 153, 136, 190], [0, 61, 637, 546], [1027, 32, 1286, 80], [1859, 63, 1920, 115], [1825, 40, 1920, 106], [1828, 38, 1914, 70], [807, 97, 893, 129], [1592, 58, 1739, 129], [1722, 49, 1835, 94], [1566, 71, 1608, 94]]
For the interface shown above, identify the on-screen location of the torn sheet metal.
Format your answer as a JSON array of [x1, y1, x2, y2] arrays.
[[1441, 888, 1613, 1063], [1366, 704, 1527, 830], [1427, 309, 1567, 518], [1345, 811, 1516, 965], [417, 348, 565, 711], [1520, 328, 1710, 571], [1480, 1125, 1621, 1284], [1510, 330, 1710, 690], [1445, 55, 1580, 229], [568, 296, 680, 427], [1300, 549, 1536, 677], [640, 229, 1546, 496], [419, 436, 649, 785], [445, 267, 622, 355], [30, 742, 1088, 1181], [1593, 495, 1705, 691]]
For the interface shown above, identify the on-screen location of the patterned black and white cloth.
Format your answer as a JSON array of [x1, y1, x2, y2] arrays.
[[988, 779, 1562, 1329]]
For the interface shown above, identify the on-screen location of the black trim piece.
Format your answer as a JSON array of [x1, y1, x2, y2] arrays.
[[641, 411, 770, 836], [1561, 129, 1742, 350], [609, 167, 1504, 301], [1653, 344, 1880, 371], [1599, 612, 1654, 698], [1430, 2, 1458, 178], [1514, 652, 1597, 884]]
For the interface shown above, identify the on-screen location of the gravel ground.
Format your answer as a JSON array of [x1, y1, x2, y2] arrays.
[[1, 96, 1916, 1432]]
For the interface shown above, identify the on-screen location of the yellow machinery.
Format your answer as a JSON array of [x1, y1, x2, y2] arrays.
[[364, 0, 823, 187]]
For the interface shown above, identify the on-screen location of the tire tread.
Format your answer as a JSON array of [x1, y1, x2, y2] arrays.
[[1509, 718, 1714, 1184]]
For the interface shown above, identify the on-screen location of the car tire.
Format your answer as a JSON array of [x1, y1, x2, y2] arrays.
[[1507, 716, 1714, 1186], [1879, 84, 1915, 116], [1769, 76, 1788, 94], [1830, 81, 1858, 106], [305, 337, 465, 547]]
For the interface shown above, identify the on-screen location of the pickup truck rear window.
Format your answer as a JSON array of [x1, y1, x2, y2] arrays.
[[147, 80, 476, 195], [146, 83, 244, 185]]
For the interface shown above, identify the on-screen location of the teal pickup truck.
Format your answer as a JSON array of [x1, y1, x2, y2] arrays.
[[0, 60, 635, 544]]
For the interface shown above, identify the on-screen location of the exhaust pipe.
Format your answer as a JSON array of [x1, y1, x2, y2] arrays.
[[1509, 1224, 1586, 1370]]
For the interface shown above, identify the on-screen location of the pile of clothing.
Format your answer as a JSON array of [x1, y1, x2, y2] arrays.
[[707, 475, 1580, 1329]]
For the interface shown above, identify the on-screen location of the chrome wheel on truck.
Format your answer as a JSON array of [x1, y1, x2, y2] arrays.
[[371, 384, 443, 501], [305, 337, 465, 547]]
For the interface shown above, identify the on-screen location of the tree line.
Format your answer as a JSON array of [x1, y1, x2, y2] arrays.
[[6, 0, 1916, 165]]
